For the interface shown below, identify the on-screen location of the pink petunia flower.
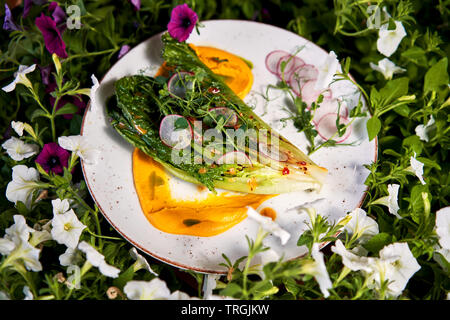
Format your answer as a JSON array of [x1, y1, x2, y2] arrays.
[[35, 13, 68, 58], [35, 142, 70, 175], [167, 4, 198, 42]]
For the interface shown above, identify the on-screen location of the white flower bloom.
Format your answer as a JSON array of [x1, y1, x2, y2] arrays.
[[59, 247, 83, 267], [123, 279, 171, 300], [170, 290, 199, 300], [5, 215, 34, 244], [314, 51, 339, 91], [246, 206, 291, 245], [9, 239, 43, 272], [51, 209, 86, 249], [415, 116, 435, 142], [377, 242, 421, 297], [344, 208, 379, 242], [129, 247, 158, 276], [366, 6, 391, 29], [23, 286, 33, 300], [2, 64, 36, 92], [0, 291, 9, 300], [376, 21, 407, 57], [255, 246, 280, 280], [58, 135, 100, 165], [78, 241, 120, 278], [11, 121, 25, 136], [5, 165, 40, 209], [309, 243, 333, 298], [331, 239, 372, 272], [436, 207, 450, 250], [52, 198, 71, 216], [409, 153, 426, 185], [90, 75, 100, 113], [29, 229, 52, 247], [369, 58, 406, 80], [2, 137, 39, 161], [372, 184, 402, 219]]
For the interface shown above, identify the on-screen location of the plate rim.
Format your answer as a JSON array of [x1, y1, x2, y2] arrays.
[[80, 19, 379, 274]]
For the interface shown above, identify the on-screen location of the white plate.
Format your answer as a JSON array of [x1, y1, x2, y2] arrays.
[[81, 20, 377, 274]]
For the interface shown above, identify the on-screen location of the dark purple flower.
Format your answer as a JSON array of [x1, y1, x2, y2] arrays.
[[118, 45, 131, 59], [39, 64, 53, 86], [23, 0, 48, 18], [167, 4, 198, 42], [3, 4, 20, 31], [35, 13, 68, 58], [35, 142, 70, 175], [129, 0, 141, 11], [48, 1, 66, 32]]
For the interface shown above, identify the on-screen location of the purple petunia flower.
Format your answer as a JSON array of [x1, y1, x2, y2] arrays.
[[3, 4, 20, 31], [48, 1, 66, 32], [35, 142, 70, 175], [35, 13, 68, 58], [129, 0, 141, 11], [167, 4, 198, 42], [118, 45, 131, 59], [39, 64, 53, 86]]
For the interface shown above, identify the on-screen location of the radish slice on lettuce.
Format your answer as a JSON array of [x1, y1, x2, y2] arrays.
[[315, 112, 352, 143], [216, 151, 252, 165], [159, 114, 193, 149], [311, 98, 349, 125], [168, 71, 194, 98], [300, 80, 332, 106], [209, 107, 238, 127], [265, 50, 289, 75], [289, 64, 318, 96], [258, 142, 288, 162]]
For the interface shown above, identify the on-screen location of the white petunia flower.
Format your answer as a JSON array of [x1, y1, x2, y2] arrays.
[[0, 291, 10, 300], [0, 238, 15, 255], [2, 64, 36, 92], [377, 242, 421, 297], [5, 165, 40, 209], [123, 279, 171, 300], [376, 21, 407, 57], [344, 208, 379, 243], [7, 238, 42, 272], [170, 290, 199, 300], [409, 153, 426, 185], [369, 58, 406, 80], [11, 121, 25, 136], [23, 286, 33, 300], [2, 137, 39, 161], [52, 198, 71, 216], [129, 247, 158, 276], [308, 243, 333, 298], [58, 135, 100, 165], [5, 215, 34, 244], [366, 6, 391, 29], [314, 51, 339, 91], [331, 239, 372, 272], [415, 116, 435, 142], [436, 207, 450, 250], [246, 206, 291, 245], [90, 75, 100, 113], [59, 247, 83, 267], [372, 184, 402, 219], [51, 209, 86, 249], [78, 241, 120, 278], [29, 229, 52, 247], [255, 247, 281, 280]]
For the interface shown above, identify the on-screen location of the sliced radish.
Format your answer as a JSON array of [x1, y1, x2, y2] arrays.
[[208, 107, 238, 127], [289, 64, 318, 96], [265, 50, 289, 75], [159, 114, 193, 149], [216, 151, 252, 165], [276, 55, 305, 80], [311, 98, 349, 125], [300, 80, 333, 106], [258, 142, 288, 162], [315, 112, 352, 143], [168, 71, 194, 98]]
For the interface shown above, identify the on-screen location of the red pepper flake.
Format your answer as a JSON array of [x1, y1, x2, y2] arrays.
[[299, 161, 307, 166], [282, 167, 290, 175]]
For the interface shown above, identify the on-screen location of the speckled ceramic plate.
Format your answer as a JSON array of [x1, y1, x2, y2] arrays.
[[81, 20, 377, 274]]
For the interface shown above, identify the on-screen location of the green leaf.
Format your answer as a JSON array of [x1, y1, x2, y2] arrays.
[[378, 77, 409, 107], [174, 117, 189, 130], [424, 57, 448, 94], [409, 185, 430, 224], [30, 109, 49, 121], [219, 283, 242, 297], [15, 201, 29, 215], [54, 103, 79, 117], [401, 47, 427, 67], [363, 233, 392, 254], [366, 116, 381, 141]]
